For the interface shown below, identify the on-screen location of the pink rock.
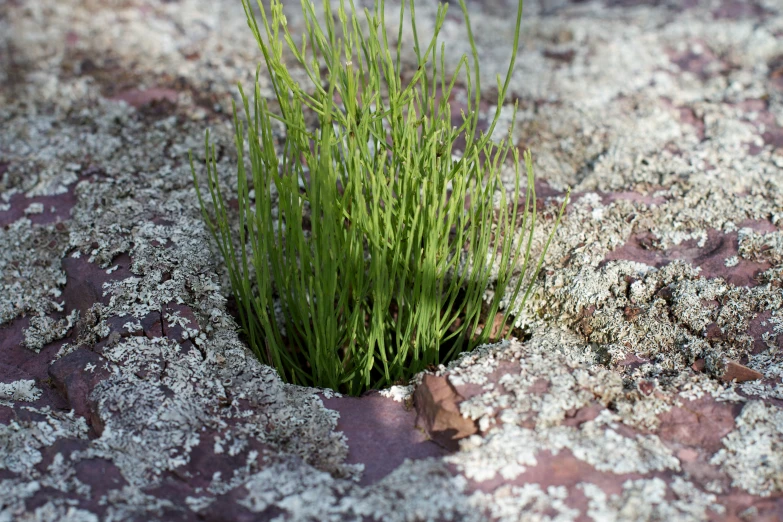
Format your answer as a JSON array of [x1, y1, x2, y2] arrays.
[[110, 87, 178, 109], [0, 188, 78, 228], [762, 124, 783, 150], [704, 322, 723, 340], [201, 489, 268, 522], [562, 403, 604, 427], [322, 391, 448, 485], [600, 190, 668, 207], [48, 347, 112, 426], [0, 314, 70, 385], [677, 448, 699, 463], [65, 31, 79, 46], [604, 226, 773, 287], [0, 361, 69, 414], [140, 310, 163, 339], [677, 105, 706, 141], [713, 0, 770, 20], [163, 302, 200, 343], [638, 380, 655, 396], [62, 253, 135, 316], [746, 311, 783, 354], [657, 396, 738, 453], [671, 48, 724, 80]]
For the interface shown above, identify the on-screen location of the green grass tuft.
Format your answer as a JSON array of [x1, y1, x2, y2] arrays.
[[191, 0, 568, 395]]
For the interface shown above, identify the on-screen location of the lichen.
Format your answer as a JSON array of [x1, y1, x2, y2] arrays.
[[0, 219, 69, 325], [580, 477, 724, 521], [446, 427, 539, 482], [739, 228, 783, 265], [0, 408, 89, 477], [378, 384, 415, 403], [0, 379, 43, 402], [545, 412, 680, 475], [469, 484, 579, 522], [710, 400, 783, 496], [2, 0, 783, 518], [739, 349, 783, 400], [22, 309, 79, 353], [238, 458, 479, 522]]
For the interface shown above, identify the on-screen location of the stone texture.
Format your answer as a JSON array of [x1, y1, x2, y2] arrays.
[[321, 392, 448, 485], [61, 252, 135, 316], [110, 87, 179, 109], [1, 0, 783, 520], [48, 346, 113, 424], [604, 226, 773, 287]]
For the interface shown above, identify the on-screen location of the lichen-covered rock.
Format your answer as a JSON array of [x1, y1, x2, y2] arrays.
[[2, 0, 783, 519], [710, 401, 783, 497]]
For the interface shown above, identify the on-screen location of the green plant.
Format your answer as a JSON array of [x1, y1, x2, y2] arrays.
[[191, 0, 567, 395]]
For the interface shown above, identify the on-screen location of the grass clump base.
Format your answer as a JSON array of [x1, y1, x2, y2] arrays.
[[191, 0, 567, 395]]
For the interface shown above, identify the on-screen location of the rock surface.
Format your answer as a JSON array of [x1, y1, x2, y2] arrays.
[[1, 0, 783, 520]]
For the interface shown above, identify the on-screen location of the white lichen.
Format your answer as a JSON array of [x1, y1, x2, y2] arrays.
[[0, 380, 42, 402], [710, 401, 783, 496]]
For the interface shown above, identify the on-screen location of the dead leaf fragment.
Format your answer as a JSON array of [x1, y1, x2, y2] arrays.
[[414, 374, 477, 450], [720, 360, 763, 383]]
